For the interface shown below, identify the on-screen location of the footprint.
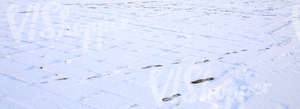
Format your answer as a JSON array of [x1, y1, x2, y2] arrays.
[[232, 51, 238, 54], [225, 52, 231, 55], [154, 65, 163, 67], [172, 62, 180, 64], [172, 93, 181, 98], [142, 66, 152, 69], [142, 65, 163, 69], [18, 11, 33, 13], [258, 47, 271, 51], [56, 77, 68, 81], [203, 59, 210, 63], [40, 81, 48, 84], [191, 77, 214, 84], [87, 7, 97, 9], [162, 97, 172, 102], [39, 66, 44, 70], [195, 59, 210, 64], [162, 93, 181, 102], [87, 76, 99, 80], [240, 49, 248, 52], [129, 104, 138, 108]]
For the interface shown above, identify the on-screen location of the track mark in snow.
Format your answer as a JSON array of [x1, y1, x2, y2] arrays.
[[195, 59, 210, 64], [39, 66, 44, 70], [129, 104, 138, 108], [18, 11, 33, 14], [232, 51, 239, 54], [141, 65, 163, 69], [218, 57, 224, 60], [191, 77, 214, 84], [241, 49, 248, 52], [86, 76, 100, 80], [56, 77, 69, 81], [172, 62, 180, 64], [258, 47, 271, 51], [40, 81, 48, 84], [162, 93, 181, 102]]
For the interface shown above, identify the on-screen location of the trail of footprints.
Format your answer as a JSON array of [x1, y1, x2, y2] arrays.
[[139, 46, 271, 103], [63, 1, 195, 13], [36, 46, 272, 105], [39, 72, 70, 84], [160, 77, 215, 103]]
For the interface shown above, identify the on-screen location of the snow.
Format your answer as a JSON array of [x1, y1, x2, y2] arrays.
[[0, 0, 300, 109]]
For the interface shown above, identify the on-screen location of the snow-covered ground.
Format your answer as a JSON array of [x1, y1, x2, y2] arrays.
[[0, 0, 300, 109]]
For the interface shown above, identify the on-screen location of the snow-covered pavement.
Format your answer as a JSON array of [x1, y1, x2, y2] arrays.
[[0, 0, 300, 109]]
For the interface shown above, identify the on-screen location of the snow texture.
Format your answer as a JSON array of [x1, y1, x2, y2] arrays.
[[0, 0, 300, 109]]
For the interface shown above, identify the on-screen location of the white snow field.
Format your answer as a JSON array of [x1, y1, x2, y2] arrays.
[[0, 0, 300, 109]]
